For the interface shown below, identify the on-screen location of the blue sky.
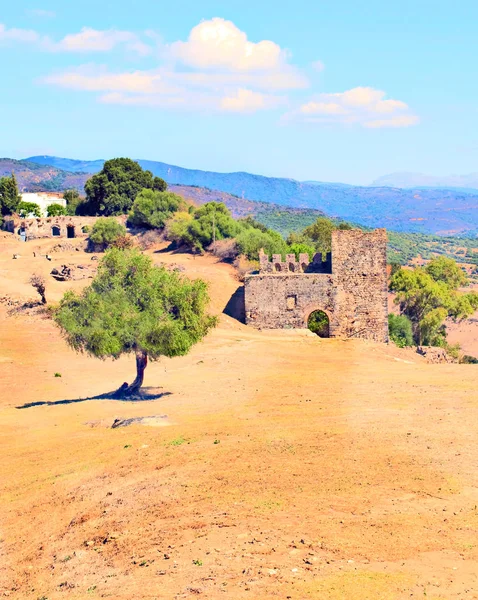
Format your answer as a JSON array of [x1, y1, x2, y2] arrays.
[[1, 0, 477, 184]]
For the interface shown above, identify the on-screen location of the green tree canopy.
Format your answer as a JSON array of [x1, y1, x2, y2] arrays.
[[84, 158, 167, 216], [425, 256, 468, 289], [166, 202, 240, 252], [294, 217, 353, 258], [390, 265, 478, 345], [0, 173, 21, 217], [47, 203, 67, 217], [89, 218, 127, 251], [388, 314, 414, 347], [17, 201, 41, 218], [128, 189, 184, 229], [235, 227, 288, 260], [54, 249, 217, 397], [63, 189, 83, 216]]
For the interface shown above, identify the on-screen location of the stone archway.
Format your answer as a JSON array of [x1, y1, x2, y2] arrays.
[[52, 225, 61, 237], [67, 225, 76, 239], [307, 310, 330, 337]]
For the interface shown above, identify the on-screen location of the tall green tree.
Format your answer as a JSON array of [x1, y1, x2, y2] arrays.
[[390, 264, 478, 345], [128, 189, 184, 229], [0, 173, 21, 217], [297, 217, 352, 258], [425, 256, 468, 289], [63, 189, 83, 215], [54, 249, 217, 397], [84, 158, 167, 216]]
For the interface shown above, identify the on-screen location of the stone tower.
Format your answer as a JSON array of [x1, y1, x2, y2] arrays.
[[244, 229, 388, 343]]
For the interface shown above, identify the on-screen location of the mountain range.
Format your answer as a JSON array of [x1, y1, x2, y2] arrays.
[[370, 171, 478, 191], [0, 155, 477, 236]]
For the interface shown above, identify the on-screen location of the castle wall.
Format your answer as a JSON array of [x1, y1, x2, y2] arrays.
[[3, 215, 126, 240], [244, 229, 388, 343], [245, 273, 337, 331]]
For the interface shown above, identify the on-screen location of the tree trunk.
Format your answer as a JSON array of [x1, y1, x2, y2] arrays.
[[118, 350, 148, 398]]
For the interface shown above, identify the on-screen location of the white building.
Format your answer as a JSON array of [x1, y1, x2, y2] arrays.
[[21, 192, 66, 217]]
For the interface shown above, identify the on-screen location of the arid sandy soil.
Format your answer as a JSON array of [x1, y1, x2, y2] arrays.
[[1, 232, 478, 599]]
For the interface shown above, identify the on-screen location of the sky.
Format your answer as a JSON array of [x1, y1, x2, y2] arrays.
[[1, 0, 478, 185]]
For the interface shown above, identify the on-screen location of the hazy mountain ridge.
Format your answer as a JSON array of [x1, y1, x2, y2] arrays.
[[3, 156, 476, 236], [371, 171, 478, 191]]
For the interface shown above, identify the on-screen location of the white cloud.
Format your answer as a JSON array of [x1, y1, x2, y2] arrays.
[[292, 86, 419, 128], [170, 17, 286, 72], [364, 115, 420, 128], [49, 27, 151, 55], [43, 66, 178, 94], [220, 88, 281, 113], [0, 23, 39, 43], [40, 17, 307, 114]]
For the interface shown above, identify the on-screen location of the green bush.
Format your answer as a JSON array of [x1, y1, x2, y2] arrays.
[[89, 218, 127, 251], [128, 189, 184, 229], [47, 203, 66, 217], [388, 314, 414, 347], [235, 227, 288, 260], [165, 202, 239, 253], [17, 201, 41, 218]]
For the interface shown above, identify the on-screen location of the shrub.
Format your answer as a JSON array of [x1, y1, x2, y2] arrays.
[[82, 225, 90, 234], [47, 203, 66, 217], [111, 234, 134, 250], [288, 242, 315, 261], [388, 314, 414, 347], [89, 218, 127, 251], [207, 238, 238, 261], [165, 211, 195, 248], [128, 189, 184, 229], [18, 201, 41, 218], [233, 255, 258, 282], [236, 227, 288, 260], [136, 229, 165, 250], [30, 274, 47, 304]]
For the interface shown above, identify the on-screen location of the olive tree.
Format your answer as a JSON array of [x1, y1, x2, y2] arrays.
[[54, 249, 217, 397]]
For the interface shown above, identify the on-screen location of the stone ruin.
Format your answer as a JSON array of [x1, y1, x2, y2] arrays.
[[2, 215, 126, 241], [244, 228, 389, 342]]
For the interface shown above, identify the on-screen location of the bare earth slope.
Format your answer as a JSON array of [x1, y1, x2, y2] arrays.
[[1, 234, 478, 599]]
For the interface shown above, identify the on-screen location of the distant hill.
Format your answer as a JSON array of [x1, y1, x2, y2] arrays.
[[371, 171, 478, 191], [6, 155, 477, 236], [0, 158, 88, 193]]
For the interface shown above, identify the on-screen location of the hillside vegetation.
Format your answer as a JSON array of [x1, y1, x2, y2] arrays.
[[1, 157, 477, 268], [25, 155, 478, 235]]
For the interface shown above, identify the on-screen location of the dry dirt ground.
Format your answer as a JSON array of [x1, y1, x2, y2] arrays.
[[1, 233, 478, 599]]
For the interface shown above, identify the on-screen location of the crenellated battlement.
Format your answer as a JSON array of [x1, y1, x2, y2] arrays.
[[259, 249, 332, 274], [246, 229, 389, 343]]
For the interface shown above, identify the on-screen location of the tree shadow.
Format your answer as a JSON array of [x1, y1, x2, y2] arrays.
[[16, 388, 172, 409], [223, 285, 245, 324]]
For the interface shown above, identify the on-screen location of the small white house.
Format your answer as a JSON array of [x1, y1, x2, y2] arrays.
[[21, 192, 66, 217]]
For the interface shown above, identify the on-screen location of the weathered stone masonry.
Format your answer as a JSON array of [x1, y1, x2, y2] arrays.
[[244, 229, 389, 342]]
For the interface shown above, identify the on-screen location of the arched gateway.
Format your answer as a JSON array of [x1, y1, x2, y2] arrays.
[[243, 229, 389, 343]]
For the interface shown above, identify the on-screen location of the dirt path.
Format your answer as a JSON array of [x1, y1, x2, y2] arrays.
[[1, 235, 478, 599]]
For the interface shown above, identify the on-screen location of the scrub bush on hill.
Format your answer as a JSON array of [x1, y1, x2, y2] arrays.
[[235, 227, 288, 260], [388, 314, 414, 347], [390, 259, 478, 346], [89, 218, 127, 251], [128, 189, 185, 229]]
